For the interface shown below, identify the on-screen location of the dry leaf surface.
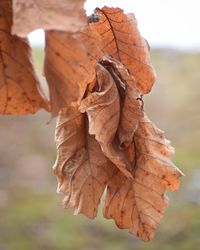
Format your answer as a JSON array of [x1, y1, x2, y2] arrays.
[[53, 52, 183, 241], [99, 56, 144, 147], [54, 106, 114, 219], [104, 115, 183, 241], [12, 0, 87, 36], [80, 63, 133, 179], [44, 31, 96, 115], [91, 6, 156, 94], [0, 0, 48, 115]]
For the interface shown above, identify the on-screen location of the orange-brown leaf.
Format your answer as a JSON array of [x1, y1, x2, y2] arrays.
[[80, 63, 133, 179], [104, 115, 183, 241], [76, 26, 104, 63], [134, 115, 183, 191], [91, 6, 156, 94], [12, 0, 87, 36], [0, 0, 49, 115], [44, 31, 96, 115], [99, 56, 144, 147], [54, 106, 113, 219]]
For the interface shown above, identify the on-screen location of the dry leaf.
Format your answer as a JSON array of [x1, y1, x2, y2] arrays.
[[53, 106, 114, 219], [80, 63, 133, 179], [0, 0, 49, 115], [104, 115, 183, 241], [76, 26, 103, 61], [91, 6, 156, 94], [44, 31, 96, 115], [74, 26, 104, 99], [12, 0, 87, 36], [52, 52, 183, 240], [99, 56, 144, 147]]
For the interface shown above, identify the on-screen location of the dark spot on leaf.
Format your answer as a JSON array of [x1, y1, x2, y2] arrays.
[[88, 13, 100, 23]]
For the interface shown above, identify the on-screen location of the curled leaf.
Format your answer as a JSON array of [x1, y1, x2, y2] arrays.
[[12, 0, 87, 36], [91, 6, 156, 94], [100, 56, 144, 147], [54, 106, 114, 219], [80, 63, 133, 179], [0, 0, 49, 115], [104, 115, 183, 241]]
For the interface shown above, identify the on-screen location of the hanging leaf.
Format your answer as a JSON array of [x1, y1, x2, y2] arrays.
[[91, 6, 156, 94], [51, 49, 183, 240], [76, 26, 103, 62], [99, 56, 144, 147], [80, 63, 133, 179], [0, 0, 49, 115], [54, 106, 114, 219], [74, 26, 104, 100], [104, 115, 183, 241], [44, 30, 97, 115], [12, 0, 87, 37]]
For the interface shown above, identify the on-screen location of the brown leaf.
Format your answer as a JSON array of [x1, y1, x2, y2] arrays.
[[91, 6, 156, 94], [0, 0, 49, 115], [134, 116, 183, 191], [12, 0, 87, 36], [80, 63, 133, 179], [104, 115, 183, 241], [99, 56, 144, 147], [44, 31, 96, 115], [53, 106, 114, 219], [76, 26, 104, 62]]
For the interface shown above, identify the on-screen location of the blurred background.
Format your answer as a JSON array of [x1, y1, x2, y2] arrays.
[[0, 1, 200, 250]]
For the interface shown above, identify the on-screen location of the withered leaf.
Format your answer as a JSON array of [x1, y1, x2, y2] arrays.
[[54, 106, 114, 219], [100, 56, 144, 147], [80, 63, 133, 179], [26, 4, 183, 241], [0, 0, 49, 115], [44, 31, 96, 115], [12, 0, 87, 36], [104, 115, 183, 241], [91, 6, 156, 94], [76, 26, 104, 65]]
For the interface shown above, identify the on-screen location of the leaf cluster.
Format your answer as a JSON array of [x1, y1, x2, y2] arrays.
[[0, 1, 183, 241]]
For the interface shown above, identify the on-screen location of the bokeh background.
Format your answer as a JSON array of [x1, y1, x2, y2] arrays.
[[0, 1, 200, 250]]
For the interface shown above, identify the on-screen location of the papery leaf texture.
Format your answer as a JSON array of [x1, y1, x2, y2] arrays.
[[54, 53, 183, 240], [12, 0, 87, 36], [44, 30, 96, 115], [91, 6, 156, 94], [104, 115, 183, 241], [53, 106, 114, 219], [99, 56, 144, 147], [0, 0, 48, 115], [80, 63, 133, 179]]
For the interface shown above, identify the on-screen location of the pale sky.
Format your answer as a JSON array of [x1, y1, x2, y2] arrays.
[[28, 0, 200, 50]]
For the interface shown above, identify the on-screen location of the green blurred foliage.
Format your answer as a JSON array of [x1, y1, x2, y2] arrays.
[[0, 49, 200, 250]]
